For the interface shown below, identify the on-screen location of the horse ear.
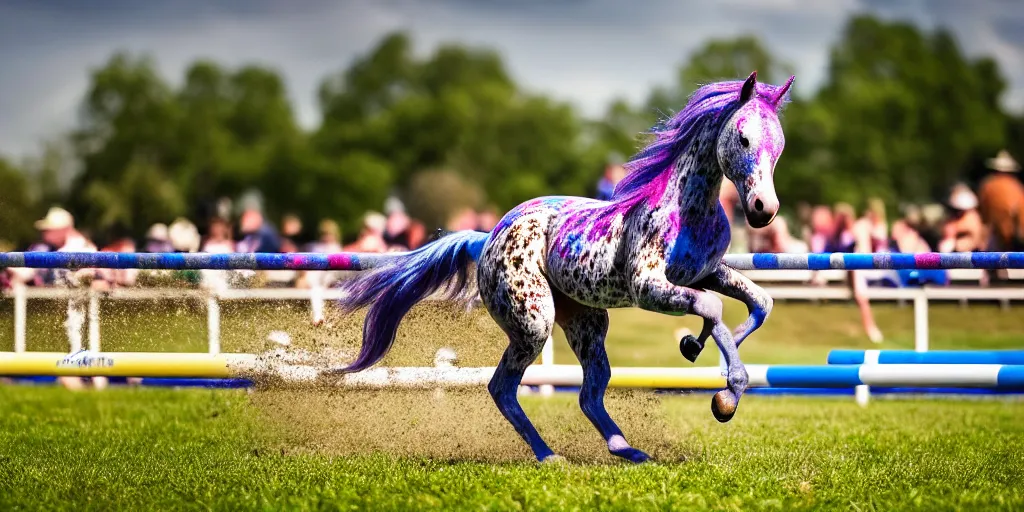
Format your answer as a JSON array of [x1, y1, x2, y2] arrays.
[[772, 75, 795, 107], [740, 71, 757, 103]]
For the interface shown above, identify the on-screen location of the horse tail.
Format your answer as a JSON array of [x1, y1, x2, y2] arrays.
[[328, 230, 490, 374]]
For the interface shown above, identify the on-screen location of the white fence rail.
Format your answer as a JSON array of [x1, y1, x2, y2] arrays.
[[4, 282, 1023, 359]]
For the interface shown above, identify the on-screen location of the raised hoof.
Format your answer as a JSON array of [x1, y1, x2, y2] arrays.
[[678, 335, 703, 363], [711, 390, 737, 423], [610, 447, 651, 464], [540, 454, 567, 464]]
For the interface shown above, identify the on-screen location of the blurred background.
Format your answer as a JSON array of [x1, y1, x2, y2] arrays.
[[0, 0, 1022, 281]]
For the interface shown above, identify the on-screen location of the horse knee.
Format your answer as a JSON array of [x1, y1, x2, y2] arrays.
[[693, 293, 723, 322]]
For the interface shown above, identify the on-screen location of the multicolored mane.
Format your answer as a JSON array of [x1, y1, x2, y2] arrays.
[[612, 78, 794, 207]]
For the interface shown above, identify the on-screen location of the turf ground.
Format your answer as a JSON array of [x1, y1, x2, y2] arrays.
[[0, 298, 1022, 510]]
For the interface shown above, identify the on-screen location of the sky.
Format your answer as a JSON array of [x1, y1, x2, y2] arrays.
[[0, 0, 1021, 158]]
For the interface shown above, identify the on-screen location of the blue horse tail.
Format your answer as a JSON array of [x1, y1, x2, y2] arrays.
[[329, 230, 490, 374]]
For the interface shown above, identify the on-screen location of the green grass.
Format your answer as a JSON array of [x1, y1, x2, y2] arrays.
[[0, 299, 1022, 510], [0, 387, 1022, 511]]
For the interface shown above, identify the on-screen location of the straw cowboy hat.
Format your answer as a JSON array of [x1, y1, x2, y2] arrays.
[[34, 207, 74, 231], [986, 150, 1020, 173], [948, 183, 979, 211]]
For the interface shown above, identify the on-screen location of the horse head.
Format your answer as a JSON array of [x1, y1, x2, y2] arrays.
[[717, 71, 793, 229]]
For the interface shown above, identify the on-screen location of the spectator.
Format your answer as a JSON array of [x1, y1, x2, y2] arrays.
[[201, 217, 235, 253], [98, 237, 138, 288], [143, 224, 173, 253], [303, 219, 344, 326], [168, 218, 202, 286], [939, 183, 986, 253], [200, 217, 235, 292], [477, 206, 501, 232], [595, 153, 626, 201], [447, 207, 479, 232], [344, 212, 389, 253], [808, 206, 835, 253], [747, 215, 805, 253], [280, 214, 303, 253], [383, 197, 425, 250], [237, 209, 282, 253], [848, 199, 889, 344], [977, 150, 1024, 252], [24, 208, 106, 390]]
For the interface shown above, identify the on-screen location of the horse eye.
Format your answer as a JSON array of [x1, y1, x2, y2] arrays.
[[740, 135, 749, 148]]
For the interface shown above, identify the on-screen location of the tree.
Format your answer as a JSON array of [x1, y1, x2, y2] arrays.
[[647, 36, 794, 120], [315, 32, 600, 214], [814, 16, 1007, 207], [0, 157, 39, 248], [68, 52, 184, 238]]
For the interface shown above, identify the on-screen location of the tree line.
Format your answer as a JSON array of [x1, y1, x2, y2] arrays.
[[0, 14, 1022, 248]]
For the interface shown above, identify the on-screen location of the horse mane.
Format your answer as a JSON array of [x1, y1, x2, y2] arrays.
[[611, 77, 793, 203]]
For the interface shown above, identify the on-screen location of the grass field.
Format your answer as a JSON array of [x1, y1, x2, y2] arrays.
[[0, 298, 1023, 510], [0, 387, 1022, 510]]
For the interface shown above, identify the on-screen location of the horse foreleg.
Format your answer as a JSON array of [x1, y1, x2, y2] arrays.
[[698, 264, 773, 348], [633, 277, 747, 422]]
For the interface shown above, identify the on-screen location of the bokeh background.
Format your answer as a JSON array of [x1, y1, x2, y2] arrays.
[[0, 0, 1021, 251]]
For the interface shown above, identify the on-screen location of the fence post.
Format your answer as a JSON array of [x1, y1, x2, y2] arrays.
[[88, 290, 100, 352], [914, 291, 929, 352], [207, 294, 221, 355], [13, 283, 26, 353], [854, 349, 877, 407], [539, 335, 554, 397]]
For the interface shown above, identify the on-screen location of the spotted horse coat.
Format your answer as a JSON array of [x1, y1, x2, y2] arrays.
[[334, 72, 794, 463]]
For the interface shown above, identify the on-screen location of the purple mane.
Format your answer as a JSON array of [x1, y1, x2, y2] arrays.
[[611, 77, 793, 206]]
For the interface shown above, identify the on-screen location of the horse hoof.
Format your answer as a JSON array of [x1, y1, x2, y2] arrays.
[[679, 335, 703, 363], [711, 390, 737, 423], [611, 447, 651, 464], [540, 454, 567, 464]]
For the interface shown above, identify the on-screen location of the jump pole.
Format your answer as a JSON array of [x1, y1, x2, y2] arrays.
[[2, 352, 1023, 390], [829, 349, 1024, 365], [3, 251, 1024, 271]]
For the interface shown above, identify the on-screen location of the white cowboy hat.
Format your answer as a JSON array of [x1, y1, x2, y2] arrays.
[[146, 223, 169, 241], [986, 150, 1020, 173], [34, 207, 74, 231], [168, 218, 200, 253], [948, 184, 978, 211]]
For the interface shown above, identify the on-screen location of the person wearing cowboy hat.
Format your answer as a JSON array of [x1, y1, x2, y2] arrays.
[[939, 183, 986, 253], [17, 207, 108, 390], [977, 149, 1024, 253]]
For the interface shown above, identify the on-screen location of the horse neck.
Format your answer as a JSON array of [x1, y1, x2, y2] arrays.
[[659, 140, 724, 224]]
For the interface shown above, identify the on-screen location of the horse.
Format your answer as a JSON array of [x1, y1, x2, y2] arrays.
[[331, 71, 793, 463]]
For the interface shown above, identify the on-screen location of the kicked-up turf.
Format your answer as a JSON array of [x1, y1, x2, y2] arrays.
[[0, 386, 1022, 511]]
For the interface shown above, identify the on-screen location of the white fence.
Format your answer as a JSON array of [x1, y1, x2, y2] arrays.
[[5, 277, 1024, 358]]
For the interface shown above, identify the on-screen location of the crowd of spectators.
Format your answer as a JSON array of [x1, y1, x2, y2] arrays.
[[1, 149, 1021, 349]]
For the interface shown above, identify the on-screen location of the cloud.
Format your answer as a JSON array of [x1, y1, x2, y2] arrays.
[[0, 0, 1020, 158]]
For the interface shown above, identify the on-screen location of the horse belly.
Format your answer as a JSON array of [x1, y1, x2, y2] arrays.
[[546, 242, 633, 309]]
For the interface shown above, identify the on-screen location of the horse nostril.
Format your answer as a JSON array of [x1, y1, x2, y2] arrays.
[[754, 199, 764, 212]]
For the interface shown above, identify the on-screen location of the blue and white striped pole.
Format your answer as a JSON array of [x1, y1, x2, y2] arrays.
[[2, 251, 1024, 271], [829, 350, 1024, 365]]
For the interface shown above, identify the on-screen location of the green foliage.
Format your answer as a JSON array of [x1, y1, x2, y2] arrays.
[[0, 157, 39, 247], [0, 16, 1021, 243], [813, 16, 1007, 208]]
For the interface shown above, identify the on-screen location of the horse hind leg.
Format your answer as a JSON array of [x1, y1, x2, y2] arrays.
[[489, 331, 557, 462], [554, 292, 649, 463]]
